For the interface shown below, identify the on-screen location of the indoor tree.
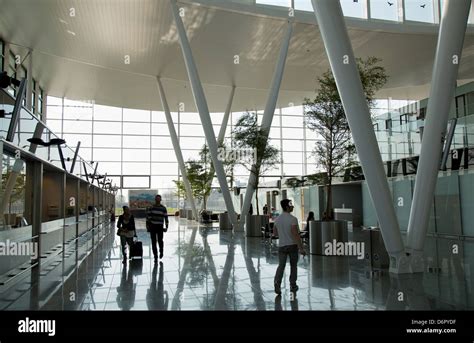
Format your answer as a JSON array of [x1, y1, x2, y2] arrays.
[[174, 143, 235, 210], [304, 56, 388, 220], [232, 111, 280, 215]]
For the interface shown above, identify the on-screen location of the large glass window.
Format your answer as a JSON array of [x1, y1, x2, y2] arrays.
[[31, 79, 37, 114], [340, 0, 368, 19], [0, 39, 4, 71], [256, 0, 291, 8], [38, 87, 44, 117], [46, 96, 310, 190], [294, 0, 312, 11], [405, 0, 435, 23], [370, 0, 400, 21]]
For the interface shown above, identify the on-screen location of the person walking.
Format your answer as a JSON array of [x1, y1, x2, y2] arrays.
[[146, 194, 169, 263], [273, 199, 306, 296], [116, 205, 137, 263]]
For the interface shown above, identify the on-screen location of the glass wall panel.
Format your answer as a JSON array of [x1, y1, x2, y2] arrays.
[[124, 122, 150, 135], [63, 106, 93, 120], [405, 0, 435, 23], [46, 106, 62, 119], [93, 134, 120, 148], [122, 135, 150, 149], [180, 124, 205, 137], [294, 0, 312, 11], [460, 173, 474, 236], [151, 136, 173, 149], [340, 0, 368, 18], [151, 149, 176, 162], [123, 108, 150, 122], [180, 112, 201, 124], [94, 121, 121, 134], [370, 0, 400, 21], [151, 162, 179, 175], [63, 120, 92, 134], [434, 173, 462, 235], [122, 176, 150, 188], [122, 149, 150, 162], [152, 123, 170, 135], [122, 162, 150, 175], [256, 0, 291, 7], [62, 134, 93, 148], [93, 148, 121, 162], [94, 105, 121, 121]]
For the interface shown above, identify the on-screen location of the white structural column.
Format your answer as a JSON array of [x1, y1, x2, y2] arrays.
[[157, 78, 198, 220], [202, 86, 236, 211], [170, 0, 237, 226], [311, 0, 408, 273], [239, 21, 293, 232], [407, 0, 471, 272]]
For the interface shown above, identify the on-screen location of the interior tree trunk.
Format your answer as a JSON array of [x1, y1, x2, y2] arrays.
[[325, 182, 333, 220]]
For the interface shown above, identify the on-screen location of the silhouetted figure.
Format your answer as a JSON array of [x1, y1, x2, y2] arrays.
[[147, 262, 169, 310], [116, 264, 136, 310], [249, 203, 254, 215], [117, 205, 137, 263], [301, 211, 315, 239], [146, 195, 169, 262]]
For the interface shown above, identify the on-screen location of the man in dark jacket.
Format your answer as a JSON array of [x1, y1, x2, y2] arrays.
[[146, 195, 169, 263]]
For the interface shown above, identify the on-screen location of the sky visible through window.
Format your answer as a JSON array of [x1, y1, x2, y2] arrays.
[[256, 0, 474, 23]]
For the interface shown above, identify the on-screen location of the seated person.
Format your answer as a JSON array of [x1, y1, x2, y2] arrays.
[[200, 210, 211, 223], [300, 211, 315, 239]]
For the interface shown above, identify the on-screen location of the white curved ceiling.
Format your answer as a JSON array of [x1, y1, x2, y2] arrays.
[[1, 0, 473, 112]]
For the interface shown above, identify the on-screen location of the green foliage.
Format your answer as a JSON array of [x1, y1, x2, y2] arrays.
[[304, 57, 388, 219], [232, 111, 280, 214], [173, 143, 236, 208], [174, 160, 210, 202]]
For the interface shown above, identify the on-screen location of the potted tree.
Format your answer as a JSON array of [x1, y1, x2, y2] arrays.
[[304, 57, 388, 253], [174, 143, 235, 220], [232, 111, 280, 236]]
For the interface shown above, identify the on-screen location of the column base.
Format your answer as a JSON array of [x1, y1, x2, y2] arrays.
[[388, 251, 411, 274], [406, 250, 425, 273], [233, 221, 245, 232]]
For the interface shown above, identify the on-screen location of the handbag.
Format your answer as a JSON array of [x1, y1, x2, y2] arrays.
[[117, 228, 135, 238]]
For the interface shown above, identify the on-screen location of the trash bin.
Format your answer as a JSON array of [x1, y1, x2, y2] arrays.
[[219, 213, 232, 230], [179, 209, 186, 218], [246, 215, 267, 237], [310, 220, 348, 255], [334, 208, 353, 232], [187, 209, 193, 220], [361, 227, 389, 269], [309, 221, 322, 255]]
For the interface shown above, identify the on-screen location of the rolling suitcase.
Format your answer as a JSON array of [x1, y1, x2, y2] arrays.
[[130, 238, 143, 259]]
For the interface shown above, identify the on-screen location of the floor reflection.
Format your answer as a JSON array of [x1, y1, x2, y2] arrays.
[[0, 217, 472, 311]]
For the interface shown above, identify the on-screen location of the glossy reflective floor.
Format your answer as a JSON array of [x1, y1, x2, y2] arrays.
[[1, 217, 473, 310]]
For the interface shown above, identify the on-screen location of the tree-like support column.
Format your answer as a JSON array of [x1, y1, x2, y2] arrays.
[[311, 0, 408, 273], [406, 0, 472, 273], [157, 77, 198, 221], [238, 21, 293, 233], [170, 0, 237, 226], [202, 86, 236, 211]]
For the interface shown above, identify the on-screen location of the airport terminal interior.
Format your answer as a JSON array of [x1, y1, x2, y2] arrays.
[[1, 0, 474, 311]]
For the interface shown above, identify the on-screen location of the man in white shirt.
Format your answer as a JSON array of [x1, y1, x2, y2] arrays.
[[273, 199, 306, 295]]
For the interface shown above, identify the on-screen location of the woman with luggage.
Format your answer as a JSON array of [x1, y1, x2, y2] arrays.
[[117, 205, 137, 263]]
